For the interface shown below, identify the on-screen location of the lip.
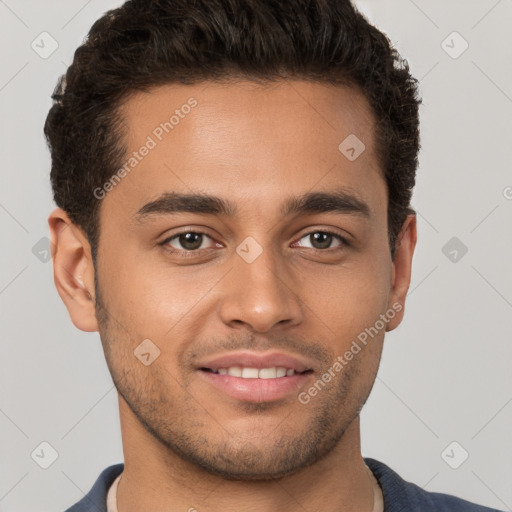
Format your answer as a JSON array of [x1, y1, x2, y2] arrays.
[[196, 351, 315, 403], [199, 370, 313, 403], [197, 350, 315, 373]]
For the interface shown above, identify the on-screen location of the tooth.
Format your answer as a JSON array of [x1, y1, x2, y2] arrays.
[[241, 367, 259, 379], [276, 367, 287, 378], [259, 367, 277, 379], [227, 366, 242, 377], [221, 366, 296, 378]]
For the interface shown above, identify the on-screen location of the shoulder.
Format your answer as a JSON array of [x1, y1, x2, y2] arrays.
[[364, 457, 504, 512], [63, 463, 124, 512]]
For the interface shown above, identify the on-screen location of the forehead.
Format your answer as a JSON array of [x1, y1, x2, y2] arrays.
[[106, 79, 385, 222], [121, 79, 375, 150]]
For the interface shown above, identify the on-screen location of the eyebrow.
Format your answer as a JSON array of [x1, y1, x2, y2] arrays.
[[134, 189, 371, 222]]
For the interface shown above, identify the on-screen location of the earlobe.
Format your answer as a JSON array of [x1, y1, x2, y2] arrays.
[[48, 208, 99, 332], [386, 213, 417, 332]]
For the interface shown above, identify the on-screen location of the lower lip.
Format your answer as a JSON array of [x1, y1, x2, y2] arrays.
[[199, 370, 312, 403]]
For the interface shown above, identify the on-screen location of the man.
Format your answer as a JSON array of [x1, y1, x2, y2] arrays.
[[45, 0, 503, 510]]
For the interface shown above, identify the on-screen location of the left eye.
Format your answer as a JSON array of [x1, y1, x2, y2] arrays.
[[294, 231, 346, 250]]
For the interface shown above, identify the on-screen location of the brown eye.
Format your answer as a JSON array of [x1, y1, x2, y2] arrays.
[[296, 231, 346, 250], [310, 232, 333, 249], [164, 232, 213, 251]]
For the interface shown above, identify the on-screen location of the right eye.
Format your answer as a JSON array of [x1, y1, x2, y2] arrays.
[[162, 231, 215, 251]]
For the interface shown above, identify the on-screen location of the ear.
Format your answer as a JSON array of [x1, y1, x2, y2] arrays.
[[48, 208, 99, 332], [386, 213, 417, 332]]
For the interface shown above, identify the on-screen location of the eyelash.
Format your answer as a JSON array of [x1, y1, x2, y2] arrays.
[[159, 229, 350, 257]]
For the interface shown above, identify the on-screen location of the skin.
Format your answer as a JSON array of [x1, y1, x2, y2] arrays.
[[49, 79, 416, 512]]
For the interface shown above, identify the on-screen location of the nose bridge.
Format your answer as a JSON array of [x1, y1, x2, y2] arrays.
[[218, 239, 303, 332]]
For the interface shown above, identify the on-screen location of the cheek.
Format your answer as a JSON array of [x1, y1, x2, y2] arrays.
[[99, 257, 223, 344], [300, 254, 391, 329], [295, 269, 391, 378]]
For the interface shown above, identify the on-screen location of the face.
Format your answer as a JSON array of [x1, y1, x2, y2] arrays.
[[53, 79, 415, 481]]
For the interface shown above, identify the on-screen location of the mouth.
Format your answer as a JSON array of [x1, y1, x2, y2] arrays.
[[196, 351, 315, 403], [200, 366, 313, 379]]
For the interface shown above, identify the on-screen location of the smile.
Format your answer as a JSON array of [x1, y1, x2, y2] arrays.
[[202, 366, 306, 379]]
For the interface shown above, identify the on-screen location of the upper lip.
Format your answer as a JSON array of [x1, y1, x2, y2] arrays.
[[197, 351, 315, 373]]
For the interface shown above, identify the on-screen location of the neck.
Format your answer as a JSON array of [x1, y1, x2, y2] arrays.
[[116, 398, 374, 512]]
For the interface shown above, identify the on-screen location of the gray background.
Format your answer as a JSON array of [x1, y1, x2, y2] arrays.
[[1, 1, 511, 510]]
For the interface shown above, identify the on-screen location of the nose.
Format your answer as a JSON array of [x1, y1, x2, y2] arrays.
[[217, 244, 304, 333]]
